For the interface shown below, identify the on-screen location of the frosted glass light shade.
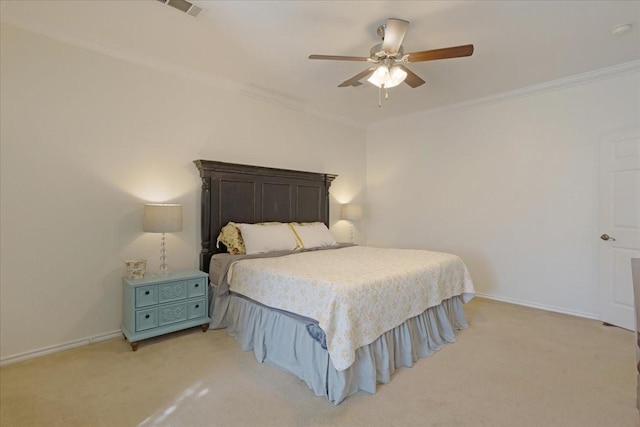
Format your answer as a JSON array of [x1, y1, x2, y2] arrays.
[[341, 203, 363, 221], [367, 65, 407, 88], [143, 204, 183, 233], [367, 66, 390, 88], [387, 66, 407, 88]]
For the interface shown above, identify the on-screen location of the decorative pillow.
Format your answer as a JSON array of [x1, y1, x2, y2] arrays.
[[237, 223, 300, 254], [217, 222, 246, 254], [290, 222, 337, 249]]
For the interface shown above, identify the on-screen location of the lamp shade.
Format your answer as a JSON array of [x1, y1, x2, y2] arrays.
[[143, 204, 183, 233], [341, 203, 363, 221]]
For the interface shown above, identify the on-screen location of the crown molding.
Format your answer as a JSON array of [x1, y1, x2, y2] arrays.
[[373, 59, 640, 127], [0, 13, 365, 130]]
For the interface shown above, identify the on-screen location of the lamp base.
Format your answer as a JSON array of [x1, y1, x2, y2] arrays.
[[156, 233, 172, 276], [157, 262, 171, 277]]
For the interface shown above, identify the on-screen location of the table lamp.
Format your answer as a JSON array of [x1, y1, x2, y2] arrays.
[[143, 204, 183, 276], [341, 203, 363, 243]]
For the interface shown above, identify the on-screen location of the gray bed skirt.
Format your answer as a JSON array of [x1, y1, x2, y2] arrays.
[[210, 289, 470, 404]]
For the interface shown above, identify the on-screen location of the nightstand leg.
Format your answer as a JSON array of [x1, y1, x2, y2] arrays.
[[130, 341, 139, 351], [201, 323, 209, 332]]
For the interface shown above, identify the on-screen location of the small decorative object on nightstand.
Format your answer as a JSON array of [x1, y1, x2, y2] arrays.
[[124, 259, 147, 279], [121, 269, 210, 351]]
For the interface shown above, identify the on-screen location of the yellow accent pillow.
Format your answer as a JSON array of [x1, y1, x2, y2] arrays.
[[217, 222, 245, 254]]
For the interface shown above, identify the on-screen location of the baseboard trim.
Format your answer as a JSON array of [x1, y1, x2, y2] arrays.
[[475, 292, 600, 321], [0, 330, 122, 366], [0, 295, 600, 366]]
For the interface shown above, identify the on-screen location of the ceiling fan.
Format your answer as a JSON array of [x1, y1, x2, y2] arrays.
[[308, 18, 474, 105]]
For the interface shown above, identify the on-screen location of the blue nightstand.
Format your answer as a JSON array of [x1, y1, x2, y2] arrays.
[[121, 269, 210, 351]]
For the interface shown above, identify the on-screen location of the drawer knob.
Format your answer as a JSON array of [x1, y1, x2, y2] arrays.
[[145, 314, 150, 319], [195, 304, 199, 309], [145, 290, 150, 295], [195, 284, 199, 288]]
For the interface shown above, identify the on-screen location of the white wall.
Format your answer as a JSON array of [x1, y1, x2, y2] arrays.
[[3, 20, 637, 363], [0, 24, 366, 361], [367, 70, 640, 317]]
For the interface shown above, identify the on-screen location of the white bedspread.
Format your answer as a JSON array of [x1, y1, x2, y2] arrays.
[[227, 245, 475, 371]]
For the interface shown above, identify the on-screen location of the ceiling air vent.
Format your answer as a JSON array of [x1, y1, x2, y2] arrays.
[[156, 0, 202, 18]]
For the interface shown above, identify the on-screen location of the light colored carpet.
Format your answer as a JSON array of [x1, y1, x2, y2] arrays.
[[1, 298, 637, 427]]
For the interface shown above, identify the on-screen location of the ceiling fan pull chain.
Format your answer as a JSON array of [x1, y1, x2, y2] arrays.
[[385, 87, 389, 100], [378, 87, 382, 108]]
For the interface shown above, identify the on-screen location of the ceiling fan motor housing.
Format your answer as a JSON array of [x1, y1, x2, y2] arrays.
[[370, 43, 404, 60]]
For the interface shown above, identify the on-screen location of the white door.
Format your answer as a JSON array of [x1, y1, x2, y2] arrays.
[[598, 127, 640, 331]]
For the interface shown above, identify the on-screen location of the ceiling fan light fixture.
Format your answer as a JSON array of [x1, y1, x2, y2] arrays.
[[367, 65, 390, 88], [367, 65, 407, 88]]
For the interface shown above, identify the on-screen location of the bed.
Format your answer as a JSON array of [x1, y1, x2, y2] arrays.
[[194, 160, 475, 404]]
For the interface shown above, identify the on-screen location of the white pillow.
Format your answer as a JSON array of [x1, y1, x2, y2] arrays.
[[237, 223, 299, 254], [291, 222, 337, 249]]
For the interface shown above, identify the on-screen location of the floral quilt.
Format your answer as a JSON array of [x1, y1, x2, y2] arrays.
[[227, 245, 475, 371]]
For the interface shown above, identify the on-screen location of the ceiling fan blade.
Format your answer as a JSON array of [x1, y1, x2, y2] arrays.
[[382, 18, 410, 54], [398, 65, 425, 88], [406, 44, 474, 62], [338, 67, 377, 87], [309, 54, 370, 62]]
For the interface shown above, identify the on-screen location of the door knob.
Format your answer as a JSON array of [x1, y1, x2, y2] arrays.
[[600, 233, 616, 241]]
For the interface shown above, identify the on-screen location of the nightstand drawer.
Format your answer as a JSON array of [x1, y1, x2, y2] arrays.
[[136, 308, 158, 331], [188, 298, 207, 319], [158, 281, 187, 303], [158, 302, 188, 326], [187, 278, 206, 297], [135, 285, 158, 308]]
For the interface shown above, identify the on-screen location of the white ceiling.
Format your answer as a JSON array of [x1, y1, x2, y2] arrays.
[[2, 0, 639, 127]]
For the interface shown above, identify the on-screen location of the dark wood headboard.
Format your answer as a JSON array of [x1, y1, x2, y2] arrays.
[[194, 160, 337, 273]]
